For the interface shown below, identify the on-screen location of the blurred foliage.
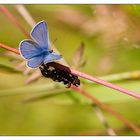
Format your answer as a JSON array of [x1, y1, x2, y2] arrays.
[[0, 4, 140, 135]]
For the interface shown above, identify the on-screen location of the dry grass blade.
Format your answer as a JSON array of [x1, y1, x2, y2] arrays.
[[71, 42, 85, 68], [14, 5, 36, 27], [92, 104, 116, 136], [0, 5, 30, 38], [3, 51, 22, 60], [22, 88, 69, 103], [25, 69, 41, 84], [0, 64, 20, 74]]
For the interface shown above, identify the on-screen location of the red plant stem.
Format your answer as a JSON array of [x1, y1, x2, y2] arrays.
[[72, 86, 140, 135], [0, 43, 140, 134], [0, 5, 30, 38], [0, 43, 20, 55], [0, 43, 140, 100], [49, 62, 140, 100]]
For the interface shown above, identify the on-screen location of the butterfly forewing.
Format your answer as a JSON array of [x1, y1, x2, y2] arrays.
[[31, 21, 49, 49]]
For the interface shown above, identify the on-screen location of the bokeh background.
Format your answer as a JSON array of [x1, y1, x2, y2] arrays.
[[0, 4, 140, 135]]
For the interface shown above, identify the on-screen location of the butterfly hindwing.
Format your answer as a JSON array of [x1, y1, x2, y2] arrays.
[[19, 39, 42, 59], [27, 55, 44, 68], [31, 21, 49, 49], [44, 52, 62, 64]]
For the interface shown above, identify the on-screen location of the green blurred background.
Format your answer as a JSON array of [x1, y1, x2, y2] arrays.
[[0, 4, 140, 136]]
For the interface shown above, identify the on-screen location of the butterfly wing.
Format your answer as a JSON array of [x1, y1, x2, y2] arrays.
[[27, 55, 44, 68], [44, 52, 62, 64], [19, 39, 42, 59], [31, 21, 49, 49]]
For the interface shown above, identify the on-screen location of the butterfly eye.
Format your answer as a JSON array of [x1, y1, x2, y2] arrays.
[[49, 50, 53, 53]]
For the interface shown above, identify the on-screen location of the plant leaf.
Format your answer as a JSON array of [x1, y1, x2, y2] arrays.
[[0, 64, 20, 74], [22, 88, 70, 103]]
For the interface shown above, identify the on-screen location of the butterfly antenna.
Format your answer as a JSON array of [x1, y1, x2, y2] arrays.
[[50, 38, 58, 52], [52, 38, 58, 45]]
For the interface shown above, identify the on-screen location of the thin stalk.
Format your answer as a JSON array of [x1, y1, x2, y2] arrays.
[[49, 62, 140, 100], [22, 88, 69, 103], [82, 70, 140, 83], [0, 83, 63, 97], [0, 43, 19, 54], [14, 5, 36, 27], [100, 70, 140, 82], [0, 5, 30, 38], [92, 104, 116, 136]]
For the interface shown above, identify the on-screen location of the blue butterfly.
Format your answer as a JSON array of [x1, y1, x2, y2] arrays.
[[19, 21, 62, 68]]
